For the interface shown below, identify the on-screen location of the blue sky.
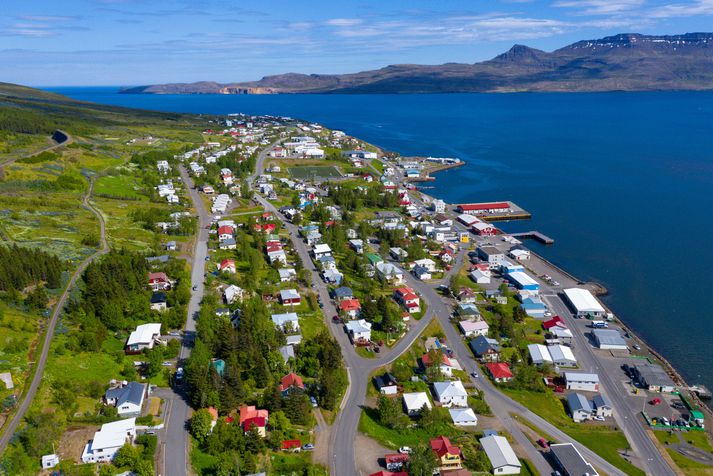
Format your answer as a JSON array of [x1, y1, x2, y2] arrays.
[[2, 0, 712, 86]]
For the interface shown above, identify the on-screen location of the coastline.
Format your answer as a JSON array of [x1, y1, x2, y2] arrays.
[[372, 151, 713, 420]]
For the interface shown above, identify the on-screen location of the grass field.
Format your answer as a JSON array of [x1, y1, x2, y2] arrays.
[[94, 174, 146, 200], [288, 165, 341, 179]]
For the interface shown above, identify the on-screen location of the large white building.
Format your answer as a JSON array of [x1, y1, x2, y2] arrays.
[[81, 418, 136, 464], [125, 323, 162, 353], [432, 380, 468, 407], [563, 288, 606, 318], [564, 372, 600, 392]]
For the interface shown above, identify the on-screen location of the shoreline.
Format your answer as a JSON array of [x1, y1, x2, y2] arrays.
[[371, 151, 712, 419]]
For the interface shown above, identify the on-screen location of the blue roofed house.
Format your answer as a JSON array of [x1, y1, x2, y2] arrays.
[[332, 286, 354, 301], [323, 268, 344, 285], [567, 393, 593, 422], [519, 291, 548, 318], [104, 382, 147, 417], [469, 336, 500, 362]]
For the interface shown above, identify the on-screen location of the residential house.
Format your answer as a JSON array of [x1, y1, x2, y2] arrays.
[[313, 243, 332, 259], [384, 453, 409, 471], [272, 313, 300, 333], [389, 247, 408, 261], [469, 269, 491, 284], [279, 289, 301, 306], [219, 259, 236, 274], [224, 285, 244, 304], [567, 393, 593, 422], [339, 299, 361, 318], [148, 272, 170, 291], [104, 382, 146, 417], [528, 344, 553, 366], [219, 237, 237, 250], [393, 286, 420, 314], [550, 326, 574, 346], [402, 392, 432, 416], [376, 261, 404, 284], [165, 241, 177, 251], [349, 239, 364, 254], [456, 302, 480, 319], [125, 323, 162, 354], [279, 373, 304, 395], [470, 336, 500, 362], [486, 363, 514, 383], [150, 292, 167, 312], [459, 320, 489, 338], [479, 435, 521, 475], [322, 268, 344, 285], [81, 418, 136, 463], [413, 264, 432, 280], [430, 436, 462, 471], [433, 381, 468, 407], [592, 395, 613, 418], [457, 287, 477, 304], [239, 406, 269, 437], [373, 373, 398, 395], [279, 345, 295, 364], [345, 319, 372, 342], [278, 268, 297, 282], [421, 352, 454, 377], [549, 345, 578, 367], [41, 454, 60, 470], [549, 443, 599, 476], [449, 408, 478, 426], [332, 286, 354, 301]]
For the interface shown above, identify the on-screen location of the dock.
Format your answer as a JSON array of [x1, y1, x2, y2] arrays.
[[689, 385, 712, 400], [510, 231, 555, 245]]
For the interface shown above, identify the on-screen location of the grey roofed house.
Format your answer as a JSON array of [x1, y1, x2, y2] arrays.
[[219, 237, 237, 248], [592, 328, 627, 349], [333, 286, 354, 299], [146, 254, 169, 264], [150, 292, 167, 304], [469, 335, 500, 357], [373, 372, 398, 391], [591, 394, 613, 416], [286, 334, 303, 346], [567, 393, 593, 421], [104, 382, 146, 415], [279, 345, 295, 363], [549, 443, 599, 476]]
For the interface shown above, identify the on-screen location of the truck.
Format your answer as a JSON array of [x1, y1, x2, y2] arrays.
[[591, 320, 608, 329]]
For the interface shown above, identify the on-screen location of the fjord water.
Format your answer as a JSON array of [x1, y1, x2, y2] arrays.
[[51, 87, 713, 393]]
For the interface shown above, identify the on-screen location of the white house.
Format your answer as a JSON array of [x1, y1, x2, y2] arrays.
[[549, 344, 578, 367], [345, 319, 372, 342], [402, 392, 432, 416], [41, 454, 60, 470], [278, 268, 297, 282], [81, 418, 136, 464], [449, 407, 478, 426], [224, 285, 244, 304], [459, 320, 489, 338], [563, 288, 606, 318], [104, 382, 146, 417], [313, 243, 332, 259], [470, 269, 491, 284], [564, 372, 600, 392], [412, 258, 437, 272], [480, 435, 522, 475], [272, 312, 300, 332], [125, 323, 162, 353], [375, 262, 404, 284], [509, 249, 530, 261], [433, 380, 468, 407]]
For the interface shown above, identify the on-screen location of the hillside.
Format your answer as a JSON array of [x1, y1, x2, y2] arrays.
[[122, 33, 713, 94]]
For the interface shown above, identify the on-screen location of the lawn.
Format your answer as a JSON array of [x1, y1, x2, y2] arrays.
[[288, 165, 341, 179], [358, 406, 458, 449], [666, 449, 713, 474], [0, 306, 41, 404], [94, 174, 146, 200], [504, 388, 646, 476]]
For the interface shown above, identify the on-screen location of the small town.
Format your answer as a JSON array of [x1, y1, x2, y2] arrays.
[[1, 107, 711, 476]]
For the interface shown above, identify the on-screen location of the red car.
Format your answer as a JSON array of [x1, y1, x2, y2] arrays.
[[650, 398, 662, 405], [537, 438, 549, 449]]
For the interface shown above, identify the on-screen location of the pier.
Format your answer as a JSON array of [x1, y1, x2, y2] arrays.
[[510, 231, 555, 245]]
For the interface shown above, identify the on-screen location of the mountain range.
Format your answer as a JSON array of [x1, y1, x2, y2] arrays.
[[122, 33, 713, 94]]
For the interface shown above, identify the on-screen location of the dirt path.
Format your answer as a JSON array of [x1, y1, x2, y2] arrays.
[[312, 409, 331, 468], [0, 177, 108, 453], [354, 433, 391, 476]]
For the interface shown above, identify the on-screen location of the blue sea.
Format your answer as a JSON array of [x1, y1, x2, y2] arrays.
[[48, 87, 713, 395]]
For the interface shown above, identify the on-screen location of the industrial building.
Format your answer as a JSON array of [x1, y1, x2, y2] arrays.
[[564, 372, 600, 392], [563, 288, 606, 318], [506, 271, 540, 291], [479, 435, 522, 475], [549, 443, 599, 476], [592, 329, 628, 351], [631, 363, 677, 393]]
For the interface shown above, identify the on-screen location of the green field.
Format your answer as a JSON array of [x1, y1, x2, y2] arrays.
[[288, 165, 341, 179], [94, 174, 146, 200]]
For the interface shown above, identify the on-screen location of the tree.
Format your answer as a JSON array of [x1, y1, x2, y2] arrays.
[[113, 443, 140, 468], [408, 443, 438, 476], [377, 394, 402, 429], [190, 408, 214, 443]]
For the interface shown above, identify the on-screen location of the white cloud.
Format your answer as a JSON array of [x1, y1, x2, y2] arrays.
[[325, 18, 363, 27], [554, 0, 644, 15], [649, 0, 713, 17]]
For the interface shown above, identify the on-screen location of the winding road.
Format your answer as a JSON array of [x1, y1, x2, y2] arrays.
[[0, 177, 108, 454], [0, 129, 72, 168]]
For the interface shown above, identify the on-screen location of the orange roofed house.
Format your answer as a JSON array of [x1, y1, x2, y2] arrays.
[[430, 436, 462, 471], [239, 405, 269, 437], [279, 372, 304, 395]]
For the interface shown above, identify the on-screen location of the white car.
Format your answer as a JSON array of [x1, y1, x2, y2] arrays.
[[398, 447, 412, 454]]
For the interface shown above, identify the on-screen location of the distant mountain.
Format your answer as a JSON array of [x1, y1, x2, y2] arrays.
[[122, 33, 713, 94]]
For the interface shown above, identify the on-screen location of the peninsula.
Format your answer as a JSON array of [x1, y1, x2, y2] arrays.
[[121, 32, 713, 95]]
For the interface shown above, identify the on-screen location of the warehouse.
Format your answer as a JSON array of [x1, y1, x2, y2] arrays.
[[564, 372, 600, 392], [631, 363, 677, 393], [549, 443, 599, 476], [592, 329, 628, 350], [563, 288, 606, 318], [506, 271, 540, 291], [527, 344, 553, 366], [549, 345, 578, 367], [478, 246, 506, 269]]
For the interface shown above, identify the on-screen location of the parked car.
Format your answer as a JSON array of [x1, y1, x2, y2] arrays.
[[471, 371, 479, 378], [302, 444, 314, 451], [633, 343, 641, 351], [310, 396, 318, 407], [650, 398, 662, 405], [398, 447, 412, 454], [537, 438, 549, 448]]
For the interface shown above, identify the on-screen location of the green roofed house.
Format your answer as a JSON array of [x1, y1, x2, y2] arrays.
[[367, 253, 383, 266], [212, 359, 225, 377]]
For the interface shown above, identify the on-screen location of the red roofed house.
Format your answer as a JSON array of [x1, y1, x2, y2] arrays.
[[339, 299, 362, 318], [239, 406, 269, 437], [486, 362, 514, 383], [456, 202, 511, 215], [219, 259, 236, 274], [279, 372, 304, 395], [218, 225, 234, 241], [148, 272, 170, 291], [543, 316, 566, 330], [281, 439, 301, 452], [385, 453, 409, 471], [430, 436, 462, 471], [421, 352, 454, 377], [393, 287, 420, 314]]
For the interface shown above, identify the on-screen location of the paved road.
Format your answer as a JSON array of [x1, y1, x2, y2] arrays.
[[0, 129, 72, 168], [160, 165, 212, 476], [0, 177, 108, 454]]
